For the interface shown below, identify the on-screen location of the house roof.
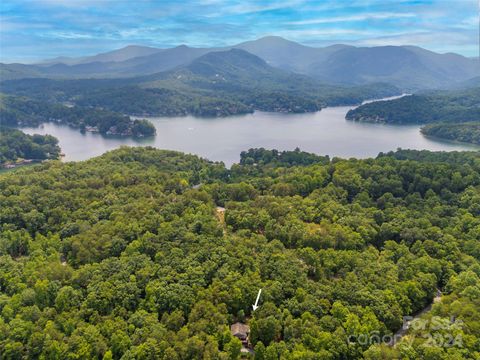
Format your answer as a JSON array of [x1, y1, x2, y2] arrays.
[[231, 322, 249, 337]]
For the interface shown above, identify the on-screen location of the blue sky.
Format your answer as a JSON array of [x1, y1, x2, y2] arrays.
[[0, 0, 478, 63]]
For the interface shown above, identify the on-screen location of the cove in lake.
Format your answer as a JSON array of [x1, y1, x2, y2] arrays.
[[18, 103, 479, 166]]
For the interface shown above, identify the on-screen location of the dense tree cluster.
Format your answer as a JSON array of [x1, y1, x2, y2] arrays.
[[74, 87, 253, 118], [0, 127, 60, 165], [0, 94, 156, 138], [239, 148, 330, 167], [421, 122, 480, 145], [345, 87, 480, 124], [0, 147, 479, 359], [0, 78, 399, 119]]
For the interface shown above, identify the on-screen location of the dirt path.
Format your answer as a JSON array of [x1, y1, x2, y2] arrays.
[[389, 289, 442, 346]]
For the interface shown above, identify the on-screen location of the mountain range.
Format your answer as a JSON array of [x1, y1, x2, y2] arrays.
[[1, 48, 400, 118], [1, 36, 478, 90]]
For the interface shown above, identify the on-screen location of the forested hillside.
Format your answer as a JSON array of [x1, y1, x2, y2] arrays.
[[345, 87, 480, 124], [0, 50, 400, 118], [421, 122, 480, 145], [0, 127, 60, 165], [0, 147, 479, 359]]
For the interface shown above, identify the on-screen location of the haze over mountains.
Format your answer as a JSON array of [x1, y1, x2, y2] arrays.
[[1, 36, 478, 90]]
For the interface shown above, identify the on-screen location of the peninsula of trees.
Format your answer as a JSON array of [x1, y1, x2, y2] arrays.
[[421, 122, 480, 145], [0, 127, 60, 166], [0, 94, 156, 138], [345, 87, 480, 124]]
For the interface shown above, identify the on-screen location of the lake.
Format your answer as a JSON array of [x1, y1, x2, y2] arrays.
[[18, 102, 479, 166]]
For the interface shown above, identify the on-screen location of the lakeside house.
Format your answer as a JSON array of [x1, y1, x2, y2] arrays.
[[2, 159, 36, 169]]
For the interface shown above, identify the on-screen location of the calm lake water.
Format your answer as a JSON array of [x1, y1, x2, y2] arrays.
[[19, 102, 479, 166]]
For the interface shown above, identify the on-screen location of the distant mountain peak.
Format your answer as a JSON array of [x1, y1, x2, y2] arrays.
[[237, 35, 308, 48], [122, 44, 156, 49], [256, 35, 292, 42], [190, 48, 268, 67], [180, 48, 271, 79]]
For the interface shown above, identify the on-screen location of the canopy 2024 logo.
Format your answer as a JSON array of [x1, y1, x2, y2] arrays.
[[348, 316, 464, 348]]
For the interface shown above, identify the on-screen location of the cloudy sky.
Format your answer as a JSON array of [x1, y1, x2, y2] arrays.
[[0, 0, 478, 63]]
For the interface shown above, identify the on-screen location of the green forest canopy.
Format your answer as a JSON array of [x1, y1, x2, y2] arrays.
[[0, 147, 479, 359]]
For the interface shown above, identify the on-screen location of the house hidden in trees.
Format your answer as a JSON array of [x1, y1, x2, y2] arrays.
[[231, 322, 249, 341], [231, 322, 254, 354]]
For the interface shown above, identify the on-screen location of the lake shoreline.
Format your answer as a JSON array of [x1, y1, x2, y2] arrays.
[[15, 96, 479, 166]]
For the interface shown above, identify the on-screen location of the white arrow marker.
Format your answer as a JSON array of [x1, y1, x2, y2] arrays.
[[252, 289, 262, 311]]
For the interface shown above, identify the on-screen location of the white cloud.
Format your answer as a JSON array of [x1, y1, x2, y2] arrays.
[[45, 31, 99, 39], [268, 28, 377, 44], [356, 30, 476, 47], [351, 29, 479, 56], [287, 12, 416, 26], [205, 0, 305, 17], [457, 15, 479, 29]]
